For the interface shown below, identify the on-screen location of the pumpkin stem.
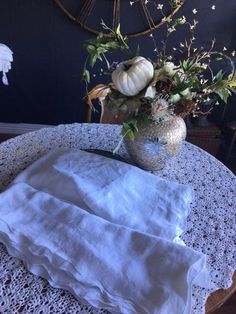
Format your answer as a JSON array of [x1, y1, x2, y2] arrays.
[[123, 64, 132, 71]]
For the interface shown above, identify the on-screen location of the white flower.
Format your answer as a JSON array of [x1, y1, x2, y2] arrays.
[[200, 78, 208, 84], [192, 8, 198, 14], [168, 26, 176, 33], [175, 0, 183, 5], [211, 5, 216, 10], [190, 19, 198, 30], [201, 63, 208, 69], [145, 86, 156, 98], [157, 4, 163, 10], [163, 62, 177, 77], [195, 62, 207, 70], [232, 51, 235, 56], [162, 16, 172, 23], [180, 88, 190, 97], [179, 16, 186, 24], [0, 43, 13, 85], [223, 46, 227, 51], [170, 94, 181, 103]]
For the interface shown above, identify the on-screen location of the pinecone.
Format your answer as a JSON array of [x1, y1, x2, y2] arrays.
[[174, 99, 196, 118], [155, 80, 173, 96]]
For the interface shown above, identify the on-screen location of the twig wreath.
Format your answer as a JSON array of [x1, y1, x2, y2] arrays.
[[53, 0, 185, 37]]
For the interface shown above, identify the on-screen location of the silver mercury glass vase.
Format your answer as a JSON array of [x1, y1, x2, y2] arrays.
[[124, 114, 187, 171]]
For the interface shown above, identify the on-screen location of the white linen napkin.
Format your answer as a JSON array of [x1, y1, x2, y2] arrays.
[[0, 182, 210, 314], [0, 149, 212, 314], [12, 148, 194, 243]]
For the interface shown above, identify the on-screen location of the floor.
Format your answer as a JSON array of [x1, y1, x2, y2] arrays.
[[0, 132, 235, 313]]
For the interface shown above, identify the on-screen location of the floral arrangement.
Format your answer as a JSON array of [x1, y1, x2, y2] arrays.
[[82, 1, 236, 147], [0, 43, 13, 85]]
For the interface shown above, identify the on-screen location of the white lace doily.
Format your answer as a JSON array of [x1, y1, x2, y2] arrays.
[[0, 123, 235, 314]]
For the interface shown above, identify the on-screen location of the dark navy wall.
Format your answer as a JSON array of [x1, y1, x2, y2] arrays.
[[0, 0, 235, 124]]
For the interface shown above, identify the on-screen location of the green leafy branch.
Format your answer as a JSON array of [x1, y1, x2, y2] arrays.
[[207, 70, 236, 103], [113, 113, 150, 154], [82, 21, 129, 87]]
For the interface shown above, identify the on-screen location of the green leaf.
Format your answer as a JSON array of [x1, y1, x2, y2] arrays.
[[121, 120, 138, 140], [89, 54, 98, 67], [86, 44, 96, 53], [229, 81, 236, 88], [175, 72, 181, 85], [116, 24, 121, 36], [128, 130, 135, 141], [135, 45, 141, 57], [214, 70, 224, 81], [172, 81, 192, 94], [81, 69, 90, 83], [120, 123, 130, 137], [216, 89, 230, 103]]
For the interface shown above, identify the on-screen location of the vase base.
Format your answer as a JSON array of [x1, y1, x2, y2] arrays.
[[136, 163, 165, 171], [127, 151, 168, 171]]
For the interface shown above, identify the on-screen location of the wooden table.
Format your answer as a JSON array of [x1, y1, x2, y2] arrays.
[[206, 273, 236, 313]]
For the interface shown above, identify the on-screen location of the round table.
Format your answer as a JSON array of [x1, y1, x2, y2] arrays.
[[0, 123, 235, 314]]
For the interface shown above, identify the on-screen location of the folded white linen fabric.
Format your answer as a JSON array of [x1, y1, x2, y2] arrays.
[[0, 182, 211, 314], [12, 148, 194, 243], [0, 149, 213, 313]]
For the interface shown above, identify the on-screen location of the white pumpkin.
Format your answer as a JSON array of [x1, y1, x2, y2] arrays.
[[112, 56, 154, 96]]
